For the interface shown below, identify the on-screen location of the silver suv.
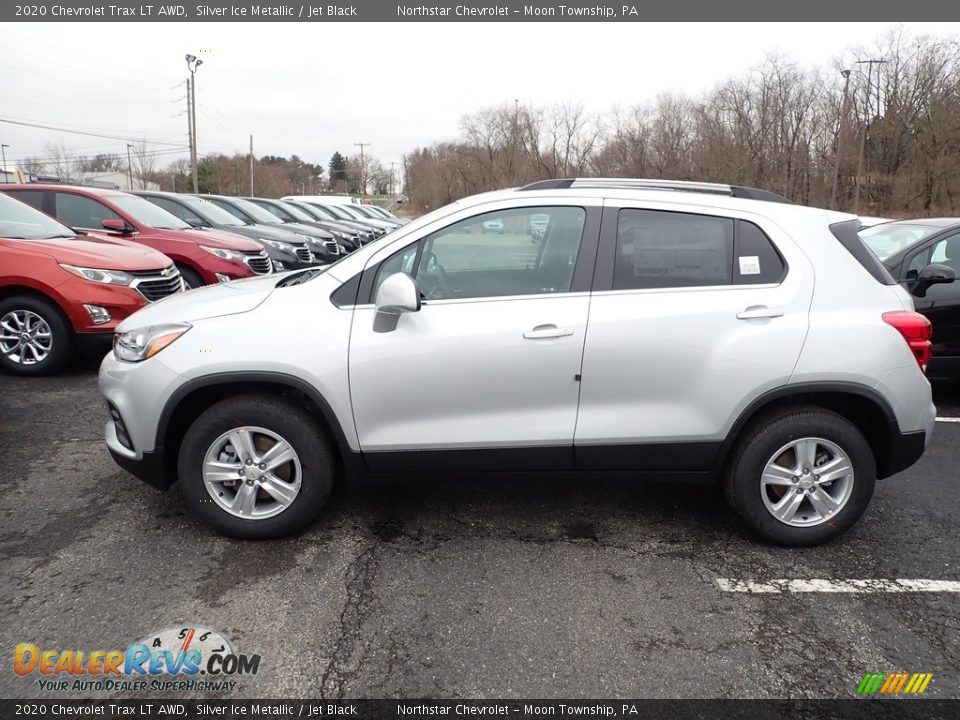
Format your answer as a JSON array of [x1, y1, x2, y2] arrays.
[[99, 179, 944, 545]]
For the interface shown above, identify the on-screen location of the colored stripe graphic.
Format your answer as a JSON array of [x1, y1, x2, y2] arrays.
[[857, 672, 933, 695]]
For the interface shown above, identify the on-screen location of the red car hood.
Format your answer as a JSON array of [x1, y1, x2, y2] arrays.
[[0, 234, 173, 271], [145, 226, 261, 252]]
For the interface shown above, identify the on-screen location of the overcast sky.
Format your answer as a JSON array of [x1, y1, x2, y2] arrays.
[[2, 22, 958, 173]]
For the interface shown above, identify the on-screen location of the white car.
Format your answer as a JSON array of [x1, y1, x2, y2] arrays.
[[100, 178, 941, 545]]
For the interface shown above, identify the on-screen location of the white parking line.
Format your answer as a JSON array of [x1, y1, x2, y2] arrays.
[[935, 417, 960, 423], [716, 579, 960, 593]]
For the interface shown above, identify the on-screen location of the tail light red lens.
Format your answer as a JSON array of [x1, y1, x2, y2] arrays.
[[883, 311, 933, 371]]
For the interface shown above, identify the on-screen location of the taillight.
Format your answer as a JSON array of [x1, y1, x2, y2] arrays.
[[883, 311, 933, 372]]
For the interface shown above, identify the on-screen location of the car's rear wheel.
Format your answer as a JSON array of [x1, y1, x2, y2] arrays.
[[178, 395, 335, 538], [0, 296, 74, 376], [723, 407, 876, 546]]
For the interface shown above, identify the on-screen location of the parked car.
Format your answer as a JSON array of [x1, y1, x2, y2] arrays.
[[284, 200, 377, 245], [100, 178, 938, 546], [0, 192, 181, 375], [860, 218, 960, 376], [348, 203, 405, 229], [1, 184, 268, 289], [329, 203, 401, 233], [132, 191, 310, 272], [196, 195, 339, 265], [361, 204, 409, 225], [286, 199, 388, 238], [241, 197, 360, 253]]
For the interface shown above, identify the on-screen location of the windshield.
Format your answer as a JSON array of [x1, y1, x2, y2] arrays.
[[110, 194, 191, 229], [182, 196, 247, 227], [859, 223, 942, 261], [225, 197, 284, 225], [322, 204, 356, 221], [252, 201, 295, 222], [278, 202, 316, 222], [0, 193, 77, 240]]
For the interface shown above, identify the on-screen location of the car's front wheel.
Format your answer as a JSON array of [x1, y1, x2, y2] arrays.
[[0, 295, 74, 376], [724, 407, 876, 546], [178, 395, 335, 538]]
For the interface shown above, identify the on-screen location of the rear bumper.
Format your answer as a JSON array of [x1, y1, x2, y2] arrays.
[[880, 428, 927, 479]]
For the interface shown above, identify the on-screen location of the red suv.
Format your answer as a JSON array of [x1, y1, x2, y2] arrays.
[[1, 184, 271, 288], [0, 192, 182, 376]]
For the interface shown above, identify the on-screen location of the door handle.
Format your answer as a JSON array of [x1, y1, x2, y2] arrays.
[[523, 324, 574, 339], [736, 306, 784, 320]]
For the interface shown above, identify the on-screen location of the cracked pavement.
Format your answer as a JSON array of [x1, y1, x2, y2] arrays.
[[1, 360, 959, 699]]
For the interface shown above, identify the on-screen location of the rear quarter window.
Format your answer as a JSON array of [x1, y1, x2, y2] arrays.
[[830, 219, 896, 285]]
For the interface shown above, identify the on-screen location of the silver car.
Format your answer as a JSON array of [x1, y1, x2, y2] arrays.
[[99, 179, 941, 544]]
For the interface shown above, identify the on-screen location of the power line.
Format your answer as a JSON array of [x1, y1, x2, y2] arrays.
[[0, 117, 186, 147]]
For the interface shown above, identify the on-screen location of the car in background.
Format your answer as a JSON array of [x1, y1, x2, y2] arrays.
[[197, 195, 339, 265], [285, 200, 377, 245], [1, 184, 269, 289], [348, 203, 405, 229], [326, 202, 401, 233], [287, 199, 388, 238], [860, 218, 959, 376], [0, 192, 181, 376], [132, 191, 310, 272], [241, 198, 360, 253], [362, 204, 410, 225]]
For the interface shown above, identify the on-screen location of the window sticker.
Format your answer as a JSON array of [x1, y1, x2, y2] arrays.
[[739, 255, 761, 275]]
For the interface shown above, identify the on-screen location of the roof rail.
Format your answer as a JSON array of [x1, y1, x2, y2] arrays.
[[517, 178, 792, 204]]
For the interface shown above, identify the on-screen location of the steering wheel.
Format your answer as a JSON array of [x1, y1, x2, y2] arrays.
[[421, 252, 451, 300]]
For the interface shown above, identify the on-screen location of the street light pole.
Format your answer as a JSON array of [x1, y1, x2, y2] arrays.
[[185, 54, 203, 193], [830, 69, 852, 210], [126, 143, 134, 190], [0, 143, 8, 182], [853, 58, 886, 215]]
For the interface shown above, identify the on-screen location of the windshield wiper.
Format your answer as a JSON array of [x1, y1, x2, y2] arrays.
[[277, 268, 325, 287]]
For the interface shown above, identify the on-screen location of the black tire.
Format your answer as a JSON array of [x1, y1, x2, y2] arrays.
[[0, 295, 74, 377], [178, 394, 335, 539], [723, 407, 876, 546], [176, 264, 205, 289]]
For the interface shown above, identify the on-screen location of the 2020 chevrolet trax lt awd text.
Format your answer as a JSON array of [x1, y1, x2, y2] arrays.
[[99, 179, 947, 545]]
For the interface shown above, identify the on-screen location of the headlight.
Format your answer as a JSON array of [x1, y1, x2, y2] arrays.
[[114, 323, 191, 363], [199, 245, 245, 262], [260, 238, 295, 253], [60, 264, 134, 286]]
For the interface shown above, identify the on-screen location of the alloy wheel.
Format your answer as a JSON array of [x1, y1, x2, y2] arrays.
[[0, 310, 54, 366]]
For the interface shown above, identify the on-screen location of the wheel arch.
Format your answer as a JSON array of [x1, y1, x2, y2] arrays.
[[156, 372, 362, 488], [717, 382, 903, 480], [0, 283, 78, 330]]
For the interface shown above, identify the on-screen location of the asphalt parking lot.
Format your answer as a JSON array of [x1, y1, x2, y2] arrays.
[[1, 360, 959, 700]]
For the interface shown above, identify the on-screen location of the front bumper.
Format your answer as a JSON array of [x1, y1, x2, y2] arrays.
[[100, 351, 181, 488], [108, 447, 170, 490]]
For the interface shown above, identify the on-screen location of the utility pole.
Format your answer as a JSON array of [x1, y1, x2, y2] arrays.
[[249, 135, 254, 196], [354, 141, 370, 197], [185, 54, 203, 193], [390, 161, 396, 196], [126, 143, 134, 190], [0, 144, 8, 182], [853, 58, 885, 214], [232, 162, 240, 196], [830, 69, 852, 210]]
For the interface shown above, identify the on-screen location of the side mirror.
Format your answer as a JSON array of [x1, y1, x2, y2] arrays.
[[373, 272, 420, 333], [101, 218, 129, 233], [911, 263, 955, 298]]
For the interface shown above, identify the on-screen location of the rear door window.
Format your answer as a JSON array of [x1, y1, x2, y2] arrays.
[[53, 193, 120, 230]]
